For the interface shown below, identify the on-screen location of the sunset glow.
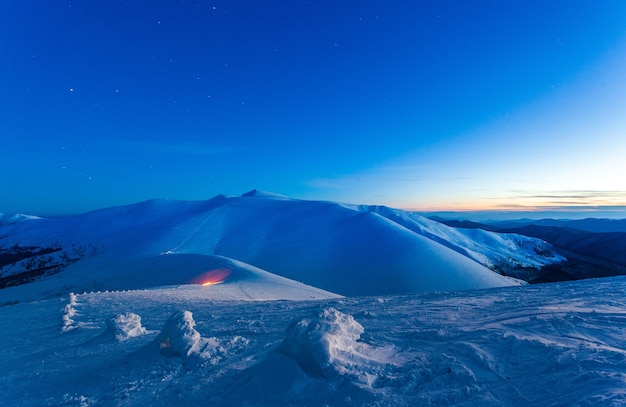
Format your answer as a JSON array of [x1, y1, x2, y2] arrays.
[[190, 268, 232, 286]]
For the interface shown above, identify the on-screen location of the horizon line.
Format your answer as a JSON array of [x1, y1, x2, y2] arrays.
[[3, 196, 626, 221]]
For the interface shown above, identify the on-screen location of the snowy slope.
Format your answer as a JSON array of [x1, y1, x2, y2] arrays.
[[1, 276, 624, 406], [1, 192, 524, 299], [0, 213, 42, 225], [362, 205, 566, 277], [0, 250, 340, 303]]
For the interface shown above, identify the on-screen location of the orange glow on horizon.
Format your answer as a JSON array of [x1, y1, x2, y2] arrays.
[[190, 268, 232, 286], [396, 193, 626, 213]]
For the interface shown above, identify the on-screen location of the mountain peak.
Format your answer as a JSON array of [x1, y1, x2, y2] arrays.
[[0, 213, 42, 225], [241, 189, 288, 199]]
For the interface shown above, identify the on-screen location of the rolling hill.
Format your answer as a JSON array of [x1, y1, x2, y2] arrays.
[[0, 191, 562, 301]]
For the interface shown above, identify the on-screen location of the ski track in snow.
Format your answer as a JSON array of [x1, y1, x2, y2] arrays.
[[166, 210, 216, 254], [1, 277, 625, 406], [238, 282, 253, 300]]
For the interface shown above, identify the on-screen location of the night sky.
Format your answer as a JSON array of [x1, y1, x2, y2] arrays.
[[2, 1, 626, 216]]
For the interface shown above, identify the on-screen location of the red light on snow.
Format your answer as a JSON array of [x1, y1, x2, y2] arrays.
[[190, 268, 232, 286]]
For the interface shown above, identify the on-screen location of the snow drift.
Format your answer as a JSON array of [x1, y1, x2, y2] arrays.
[[156, 310, 208, 358], [278, 307, 366, 377], [228, 307, 397, 405], [2, 276, 624, 406], [105, 312, 150, 341], [140, 309, 250, 368]]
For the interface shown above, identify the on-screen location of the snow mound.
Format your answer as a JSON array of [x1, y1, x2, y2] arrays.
[[105, 312, 150, 341], [230, 308, 400, 405], [278, 307, 365, 377], [154, 310, 248, 363], [156, 310, 205, 358], [62, 292, 78, 332]]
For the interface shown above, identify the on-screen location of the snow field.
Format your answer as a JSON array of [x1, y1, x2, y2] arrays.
[[1, 277, 624, 406]]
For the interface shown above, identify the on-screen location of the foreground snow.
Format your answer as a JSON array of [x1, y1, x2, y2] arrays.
[[1, 276, 624, 406]]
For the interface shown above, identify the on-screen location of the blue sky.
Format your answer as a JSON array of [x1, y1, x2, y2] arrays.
[[1, 1, 625, 216]]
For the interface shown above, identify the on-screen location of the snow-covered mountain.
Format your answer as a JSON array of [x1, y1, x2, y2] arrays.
[[0, 191, 571, 300], [434, 216, 626, 282], [0, 213, 42, 226], [1, 192, 624, 406], [360, 205, 565, 279]]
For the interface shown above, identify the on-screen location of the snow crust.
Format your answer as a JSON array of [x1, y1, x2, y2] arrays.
[[1, 276, 624, 406], [229, 307, 395, 405]]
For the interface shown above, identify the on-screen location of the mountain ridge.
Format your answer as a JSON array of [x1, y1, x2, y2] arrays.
[[1, 192, 571, 300]]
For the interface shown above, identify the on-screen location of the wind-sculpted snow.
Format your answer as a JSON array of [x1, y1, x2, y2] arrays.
[[279, 307, 366, 375], [228, 307, 396, 405], [152, 309, 247, 362], [105, 312, 150, 341], [61, 292, 78, 332], [156, 310, 210, 358], [1, 276, 624, 406]]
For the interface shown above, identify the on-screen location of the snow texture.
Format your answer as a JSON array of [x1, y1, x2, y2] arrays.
[[105, 312, 150, 341], [278, 307, 366, 376], [0, 193, 621, 406], [1, 276, 625, 406]]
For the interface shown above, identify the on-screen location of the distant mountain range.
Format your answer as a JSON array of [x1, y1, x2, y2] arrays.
[[432, 217, 626, 282], [488, 218, 626, 233]]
